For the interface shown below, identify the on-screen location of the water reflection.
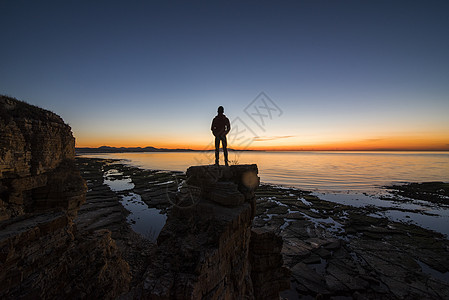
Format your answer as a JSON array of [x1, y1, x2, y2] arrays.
[[120, 193, 167, 242], [104, 169, 135, 191], [102, 168, 167, 241]]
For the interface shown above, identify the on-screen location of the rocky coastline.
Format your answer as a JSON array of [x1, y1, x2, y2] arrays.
[[75, 157, 449, 299], [0, 96, 131, 298]]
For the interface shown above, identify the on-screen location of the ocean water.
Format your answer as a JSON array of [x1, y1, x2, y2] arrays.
[[84, 151, 449, 237], [80, 151, 449, 193]]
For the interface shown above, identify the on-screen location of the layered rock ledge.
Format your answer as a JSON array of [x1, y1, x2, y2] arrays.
[[0, 96, 130, 299], [0, 96, 82, 220], [129, 164, 290, 299]]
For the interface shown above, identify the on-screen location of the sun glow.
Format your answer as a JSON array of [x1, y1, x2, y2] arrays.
[[76, 133, 449, 151]]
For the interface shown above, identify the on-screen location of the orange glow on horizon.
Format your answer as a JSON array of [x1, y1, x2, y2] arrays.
[[75, 135, 449, 151]]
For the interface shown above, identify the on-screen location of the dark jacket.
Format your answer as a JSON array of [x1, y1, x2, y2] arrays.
[[211, 114, 230, 136]]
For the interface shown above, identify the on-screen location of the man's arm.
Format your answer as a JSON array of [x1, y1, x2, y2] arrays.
[[211, 118, 214, 131], [225, 118, 231, 134]]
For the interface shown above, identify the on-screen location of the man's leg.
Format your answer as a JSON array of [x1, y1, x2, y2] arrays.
[[215, 136, 220, 165], [222, 136, 229, 166]]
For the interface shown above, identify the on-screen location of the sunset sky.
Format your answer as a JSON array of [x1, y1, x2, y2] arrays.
[[1, 1, 448, 151]]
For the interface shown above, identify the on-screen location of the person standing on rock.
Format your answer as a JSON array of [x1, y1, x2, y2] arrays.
[[211, 106, 230, 166]]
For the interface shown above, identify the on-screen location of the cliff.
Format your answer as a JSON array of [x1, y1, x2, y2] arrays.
[[130, 164, 290, 299], [0, 95, 130, 299], [0, 96, 79, 220]]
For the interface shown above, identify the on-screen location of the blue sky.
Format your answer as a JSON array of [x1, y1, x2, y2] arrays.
[[1, 1, 448, 150]]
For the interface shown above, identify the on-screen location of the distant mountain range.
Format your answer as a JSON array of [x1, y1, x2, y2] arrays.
[[75, 146, 197, 153], [75, 146, 252, 153]]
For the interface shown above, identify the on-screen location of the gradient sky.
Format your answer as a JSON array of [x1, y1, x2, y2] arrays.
[[1, 0, 448, 150]]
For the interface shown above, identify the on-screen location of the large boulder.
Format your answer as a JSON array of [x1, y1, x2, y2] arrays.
[[131, 164, 289, 299]]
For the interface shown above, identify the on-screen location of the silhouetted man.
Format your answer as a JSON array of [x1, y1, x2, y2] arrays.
[[211, 106, 230, 166]]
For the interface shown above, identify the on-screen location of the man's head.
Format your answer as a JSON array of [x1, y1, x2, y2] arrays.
[[218, 106, 224, 114]]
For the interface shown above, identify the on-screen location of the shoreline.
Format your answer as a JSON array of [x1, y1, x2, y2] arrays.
[[75, 157, 449, 298], [76, 151, 449, 194]]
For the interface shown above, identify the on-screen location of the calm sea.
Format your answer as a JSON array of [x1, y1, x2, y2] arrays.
[[79, 151, 449, 193]]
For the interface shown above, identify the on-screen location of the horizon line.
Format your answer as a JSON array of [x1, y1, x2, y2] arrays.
[[75, 146, 449, 152]]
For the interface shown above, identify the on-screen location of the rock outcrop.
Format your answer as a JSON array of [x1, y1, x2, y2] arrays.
[[0, 96, 81, 220], [250, 227, 291, 299], [131, 164, 289, 299], [0, 95, 130, 299]]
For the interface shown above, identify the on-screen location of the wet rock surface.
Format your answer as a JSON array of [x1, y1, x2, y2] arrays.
[[75, 157, 449, 299], [253, 185, 449, 299], [384, 181, 449, 205]]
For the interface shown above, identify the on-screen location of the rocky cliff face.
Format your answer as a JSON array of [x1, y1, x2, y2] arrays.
[[131, 164, 289, 299], [0, 96, 79, 220], [0, 95, 130, 299]]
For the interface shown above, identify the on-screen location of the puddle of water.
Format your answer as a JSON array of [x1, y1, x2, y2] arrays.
[[299, 197, 312, 206], [104, 169, 122, 176], [120, 193, 167, 242], [280, 218, 295, 230], [263, 214, 276, 221], [382, 210, 449, 238], [302, 213, 344, 235], [268, 199, 288, 207], [105, 177, 135, 191], [340, 210, 349, 220], [416, 260, 449, 284], [104, 169, 135, 191], [102, 168, 167, 241], [151, 180, 175, 186]]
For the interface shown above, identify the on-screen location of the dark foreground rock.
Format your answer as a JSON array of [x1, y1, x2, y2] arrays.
[[254, 185, 449, 299], [126, 164, 290, 299], [250, 227, 291, 299], [384, 181, 449, 205], [0, 96, 130, 299]]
